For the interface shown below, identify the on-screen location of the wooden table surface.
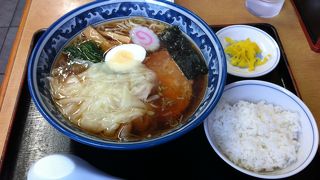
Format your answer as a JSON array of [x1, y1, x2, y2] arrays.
[[0, 0, 319, 165]]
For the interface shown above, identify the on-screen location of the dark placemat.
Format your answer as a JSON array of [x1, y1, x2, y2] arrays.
[[1, 24, 319, 180]]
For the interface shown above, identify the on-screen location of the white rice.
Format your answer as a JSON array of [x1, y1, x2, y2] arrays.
[[210, 100, 301, 172]]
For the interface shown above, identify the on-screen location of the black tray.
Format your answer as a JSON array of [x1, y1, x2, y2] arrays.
[[1, 24, 319, 180]]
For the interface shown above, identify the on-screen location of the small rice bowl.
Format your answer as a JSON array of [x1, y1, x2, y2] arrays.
[[210, 100, 301, 172]]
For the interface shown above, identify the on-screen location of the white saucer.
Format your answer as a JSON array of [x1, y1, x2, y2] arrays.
[[216, 25, 280, 77]]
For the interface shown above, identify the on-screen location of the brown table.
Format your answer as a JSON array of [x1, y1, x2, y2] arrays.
[[0, 0, 319, 165]]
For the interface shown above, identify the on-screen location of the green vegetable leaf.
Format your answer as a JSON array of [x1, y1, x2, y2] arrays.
[[63, 41, 104, 63]]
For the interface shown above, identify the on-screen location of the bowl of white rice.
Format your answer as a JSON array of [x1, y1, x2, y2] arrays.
[[204, 80, 319, 179]]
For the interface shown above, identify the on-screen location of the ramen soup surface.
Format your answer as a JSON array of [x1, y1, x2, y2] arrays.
[[49, 18, 208, 141]]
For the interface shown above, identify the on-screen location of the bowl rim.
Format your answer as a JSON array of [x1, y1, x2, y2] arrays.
[[216, 25, 281, 78], [203, 80, 319, 179], [27, 0, 227, 149]]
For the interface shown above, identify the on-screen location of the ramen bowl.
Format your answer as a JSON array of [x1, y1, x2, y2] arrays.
[[28, 0, 226, 149]]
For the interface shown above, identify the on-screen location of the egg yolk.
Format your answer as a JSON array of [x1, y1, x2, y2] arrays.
[[111, 50, 134, 64]]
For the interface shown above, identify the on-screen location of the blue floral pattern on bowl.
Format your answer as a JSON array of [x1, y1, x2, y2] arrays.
[[28, 0, 226, 149]]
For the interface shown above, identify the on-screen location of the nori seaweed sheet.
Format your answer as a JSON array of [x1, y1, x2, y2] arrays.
[[160, 26, 208, 79]]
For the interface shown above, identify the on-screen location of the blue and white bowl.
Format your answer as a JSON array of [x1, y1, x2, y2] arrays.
[[28, 0, 227, 150]]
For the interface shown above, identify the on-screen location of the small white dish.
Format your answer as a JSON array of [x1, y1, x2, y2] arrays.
[[204, 80, 319, 179], [216, 25, 280, 77]]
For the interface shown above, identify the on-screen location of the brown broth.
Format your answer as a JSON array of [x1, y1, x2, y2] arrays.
[[94, 74, 207, 142]]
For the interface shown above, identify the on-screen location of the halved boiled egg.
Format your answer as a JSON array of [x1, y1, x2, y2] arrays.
[[105, 44, 146, 72]]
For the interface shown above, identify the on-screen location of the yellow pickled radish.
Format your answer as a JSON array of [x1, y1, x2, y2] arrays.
[[224, 37, 270, 71]]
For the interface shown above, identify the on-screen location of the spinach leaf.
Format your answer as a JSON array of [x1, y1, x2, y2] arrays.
[[63, 41, 104, 63]]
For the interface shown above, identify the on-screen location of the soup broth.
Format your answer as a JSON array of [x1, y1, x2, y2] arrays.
[[50, 18, 208, 141]]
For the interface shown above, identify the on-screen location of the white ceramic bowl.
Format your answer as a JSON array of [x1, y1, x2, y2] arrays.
[[216, 25, 280, 77], [204, 80, 319, 179]]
